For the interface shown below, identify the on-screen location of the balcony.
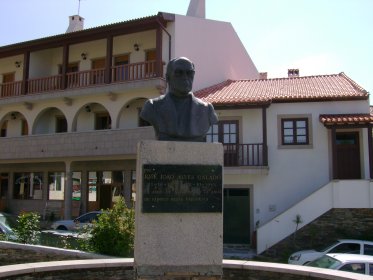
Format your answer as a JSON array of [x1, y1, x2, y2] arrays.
[[0, 60, 162, 98], [0, 127, 155, 162], [223, 143, 267, 167]]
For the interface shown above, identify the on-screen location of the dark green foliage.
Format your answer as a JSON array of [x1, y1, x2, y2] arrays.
[[14, 212, 41, 244], [87, 197, 134, 257]]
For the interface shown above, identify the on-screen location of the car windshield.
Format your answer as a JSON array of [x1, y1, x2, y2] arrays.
[[307, 255, 341, 269], [317, 241, 340, 252]]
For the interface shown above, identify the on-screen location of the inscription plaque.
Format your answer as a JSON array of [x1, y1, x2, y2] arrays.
[[142, 164, 222, 213]]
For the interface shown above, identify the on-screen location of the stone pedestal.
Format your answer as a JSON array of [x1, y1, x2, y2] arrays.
[[134, 140, 223, 280]]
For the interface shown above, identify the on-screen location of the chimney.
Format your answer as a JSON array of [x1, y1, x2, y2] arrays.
[[187, 0, 206, 18], [259, 72, 268, 80], [288, 69, 299, 78], [66, 15, 84, 33]]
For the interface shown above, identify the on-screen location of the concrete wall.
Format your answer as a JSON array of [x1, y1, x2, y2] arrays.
[[257, 180, 373, 254], [0, 244, 368, 280], [170, 15, 259, 91]]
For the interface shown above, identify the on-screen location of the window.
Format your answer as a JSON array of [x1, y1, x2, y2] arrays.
[[340, 263, 365, 274], [207, 120, 239, 166], [91, 58, 106, 85], [113, 55, 129, 81], [0, 121, 7, 137], [206, 120, 238, 144], [13, 172, 43, 200], [21, 119, 28, 136], [329, 243, 360, 254], [1, 72, 17, 97], [145, 49, 156, 77], [59, 63, 79, 88], [55, 116, 67, 133], [281, 118, 309, 145], [0, 173, 8, 199], [95, 112, 111, 130], [48, 172, 81, 201], [364, 244, 373, 256], [48, 172, 64, 200], [278, 115, 312, 148]]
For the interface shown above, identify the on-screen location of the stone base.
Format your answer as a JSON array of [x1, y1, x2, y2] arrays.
[[138, 276, 221, 280], [134, 140, 224, 280]]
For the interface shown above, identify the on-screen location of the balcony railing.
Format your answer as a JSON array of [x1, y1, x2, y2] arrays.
[[0, 81, 22, 97], [111, 60, 158, 82], [66, 68, 106, 89], [0, 60, 162, 97], [223, 143, 267, 167], [28, 75, 62, 94]]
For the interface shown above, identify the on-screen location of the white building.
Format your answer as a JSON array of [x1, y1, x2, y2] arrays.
[[0, 1, 372, 255], [0, 8, 257, 219]]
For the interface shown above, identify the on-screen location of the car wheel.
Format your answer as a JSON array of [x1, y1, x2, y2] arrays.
[[56, 225, 68, 230]]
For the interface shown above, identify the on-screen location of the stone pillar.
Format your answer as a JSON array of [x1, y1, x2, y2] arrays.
[[64, 161, 73, 219], [135, 140, 223, 280], [80, 170, 88, 214], [123, 170, 132, 207]]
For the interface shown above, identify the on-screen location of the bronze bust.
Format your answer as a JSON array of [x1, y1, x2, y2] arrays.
[[140, 57, 218, 142]]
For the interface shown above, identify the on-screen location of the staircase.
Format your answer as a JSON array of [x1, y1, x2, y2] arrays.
[[257, 180, 373, 254]]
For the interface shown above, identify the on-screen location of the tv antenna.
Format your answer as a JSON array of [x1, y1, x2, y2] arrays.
[[77, 0, 85, 15]]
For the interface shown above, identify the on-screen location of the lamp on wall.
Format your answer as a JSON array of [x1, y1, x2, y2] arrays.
[[10, 113, 17, 120], [85, 105, 91, 112], [133, 43, 140, 51], [14, 61, 22, 68], [81, 52, 88, 60]]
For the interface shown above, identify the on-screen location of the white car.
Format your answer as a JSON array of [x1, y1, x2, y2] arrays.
[[0, 221, 16, 240], [288, 239, 373, 265], [307, 253, 373, 275], [51, 211, 102, 231]]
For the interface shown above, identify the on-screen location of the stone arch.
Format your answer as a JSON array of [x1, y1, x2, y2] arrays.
[[117, 97, 148, 129], [72, 102, 112, 132], [32, 107, 67, 135], [0, 111, 29, 137]]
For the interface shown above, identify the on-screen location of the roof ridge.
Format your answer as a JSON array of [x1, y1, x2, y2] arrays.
[[338, 72, 369, 94], [241, 73, 341, 83]]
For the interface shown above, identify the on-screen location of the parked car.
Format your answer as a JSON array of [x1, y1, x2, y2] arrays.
[[306, 253, 373, 275], [288, 239, 373, 265], [0, 221, 16, 240], [50, 211, 102, 231]]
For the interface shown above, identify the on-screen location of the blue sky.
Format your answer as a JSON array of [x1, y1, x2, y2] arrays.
[[1, 0, 372, 104]]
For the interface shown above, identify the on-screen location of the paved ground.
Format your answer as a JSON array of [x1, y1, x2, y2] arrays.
[[223, 244, 257, 260]]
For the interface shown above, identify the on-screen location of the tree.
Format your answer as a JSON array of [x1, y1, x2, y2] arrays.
[[87, 197, 134, 257], [14, 212, 41, 244]]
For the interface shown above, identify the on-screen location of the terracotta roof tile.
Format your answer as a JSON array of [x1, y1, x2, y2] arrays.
[[319, 114, 373, 126], [195, 73, 368, 106]]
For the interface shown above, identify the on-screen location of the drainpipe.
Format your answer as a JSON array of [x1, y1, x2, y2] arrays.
[[368, 124, 373, 179], [156, 17, 171, 62]]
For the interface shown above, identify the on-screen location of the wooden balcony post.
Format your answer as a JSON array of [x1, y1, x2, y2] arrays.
[[61, 44, 69, 89], [105, 35, 113, 83], [21, 51, 30, 95], [262, 106, 268, 166]]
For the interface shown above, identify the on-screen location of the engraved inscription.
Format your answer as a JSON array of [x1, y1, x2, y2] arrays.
[[142, 164, 222, 213]]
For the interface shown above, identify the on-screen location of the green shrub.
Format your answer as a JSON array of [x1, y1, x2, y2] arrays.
[[87, 197, 134, 257], [14, 212, 41, 244]]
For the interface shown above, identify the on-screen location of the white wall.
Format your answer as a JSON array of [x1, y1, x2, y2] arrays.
[[169, 15, 259, 91], [224, 99, 371, 228], [0, 55, 24, 82], [257, 180, 373, 254]]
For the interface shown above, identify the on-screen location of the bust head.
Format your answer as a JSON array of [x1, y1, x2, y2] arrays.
[[166, 57, 195, 98]]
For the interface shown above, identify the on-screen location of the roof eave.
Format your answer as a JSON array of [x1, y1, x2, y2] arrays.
[[0, 12, 174, 58]]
